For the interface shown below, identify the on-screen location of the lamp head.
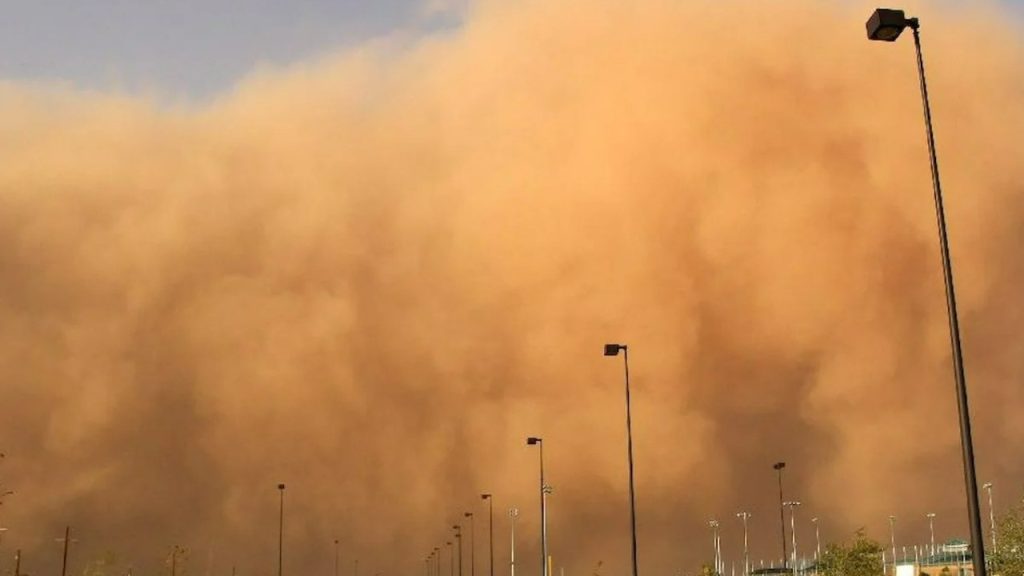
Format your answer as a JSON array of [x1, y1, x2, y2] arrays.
[[773, 461, 786, 470], [866, 8, 916, 41], [481, 493, 491, 500], [277, 483, 286, 490], [527, 437, 541, 445], [465, 512, 472, 518], [603, 343, 625, 356]]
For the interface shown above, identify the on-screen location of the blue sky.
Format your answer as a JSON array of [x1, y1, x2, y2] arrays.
[[0, 0, 457, 99], [0, 0, 1019, 101]]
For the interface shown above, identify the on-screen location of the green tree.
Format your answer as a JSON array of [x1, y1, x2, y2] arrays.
[[816, 529, 884, 576], [698, 564, 718, 576], [992, 502, 1024, 576]]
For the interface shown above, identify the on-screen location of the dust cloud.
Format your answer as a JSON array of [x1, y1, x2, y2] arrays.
[[0, 1, 1022, 576]]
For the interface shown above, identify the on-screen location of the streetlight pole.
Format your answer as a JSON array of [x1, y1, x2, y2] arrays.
[[811, 517, 820, 563], [509, 509, 519, 576], [983, 482, 996, 551], [57, 526, 75, 576], [736, 513, 751, 576], [865, 9, 988, 576], [889, 516, 897, 576], [604, 344, 640, 576], [465, 513, 476, 576], [482, 495, 495, 576], [709, 520, 721, 576], [773, 463, 788, 568], [926, 513, 936, 556], [526, 437, 547, 576], [454, 525, 464, 576], [447, 542, 454, 576], [784, 501, 801, 576], [277, 484, 286, 576]]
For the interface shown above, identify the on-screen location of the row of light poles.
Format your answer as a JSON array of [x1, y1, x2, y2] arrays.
[[427, 494, 501, 576], [429, 344, 638, 576]]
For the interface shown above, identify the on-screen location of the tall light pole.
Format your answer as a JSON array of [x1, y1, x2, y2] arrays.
[[737, 513, 751, 576], [604, 344, 640, 576], [865, 9, 987, 576], [465, 513, 476, 576], [926, 513, 936, 556], [436, 547, 442, 576], [482, 495, 495, 576], [811, 517, 820, 563], [983, 482, 996, 552], [509, 508, 519, 576], [56, 526, 77, 576], [783, 501, 801, 576], [447, 542, 454, 576], [889, 516, 897, 576], [773, 462, 788, 568], [709, 520, 721, 576], [277, 484, 286, 576], [454, 525, 464, 576], [335, 540, 340, 576], [526, 437, 547, 576]]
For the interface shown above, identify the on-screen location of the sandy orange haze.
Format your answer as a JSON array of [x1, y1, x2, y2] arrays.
[[0, 1, 1022, 576]]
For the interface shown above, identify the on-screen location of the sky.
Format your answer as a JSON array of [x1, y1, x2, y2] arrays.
[[1, 0, 1013, 100], [0, 0, 461, 99], [1, 2, 1024, 576]]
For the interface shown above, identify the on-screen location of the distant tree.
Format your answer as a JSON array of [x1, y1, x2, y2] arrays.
[[698, 563, 718, 576], [815, 529, 883, 576], [164, 546, 190, 576], [82, 551, 118, 576], [992, 502, 1024, 576]]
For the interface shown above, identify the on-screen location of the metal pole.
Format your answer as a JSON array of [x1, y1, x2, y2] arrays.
[[456, 526, 463, 576], [889, 516, 897, 576], [467, 514, 476, 576], [927, 513, 935, 556], [710, 521, 720, 575], [774, 464, 787, 568], [539, 443, 547, 576], [278, 484, 285, 576], [622, 347, 640, 576], [172, 548, 177, 576], [737, 513, 750, 576], [784, 502, 800, 576], [335, 540, 340, 576], [486, 496, 495, 576], [448, 542, 454, 576], [15, 549, 20, 576], [812, 518, 820, 562], [61, 526, 70, 576], [790, 508, 796, 576], [908, 21, 987, 576], [510, 509, 518, 576], [984, 483, 996, 551]]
